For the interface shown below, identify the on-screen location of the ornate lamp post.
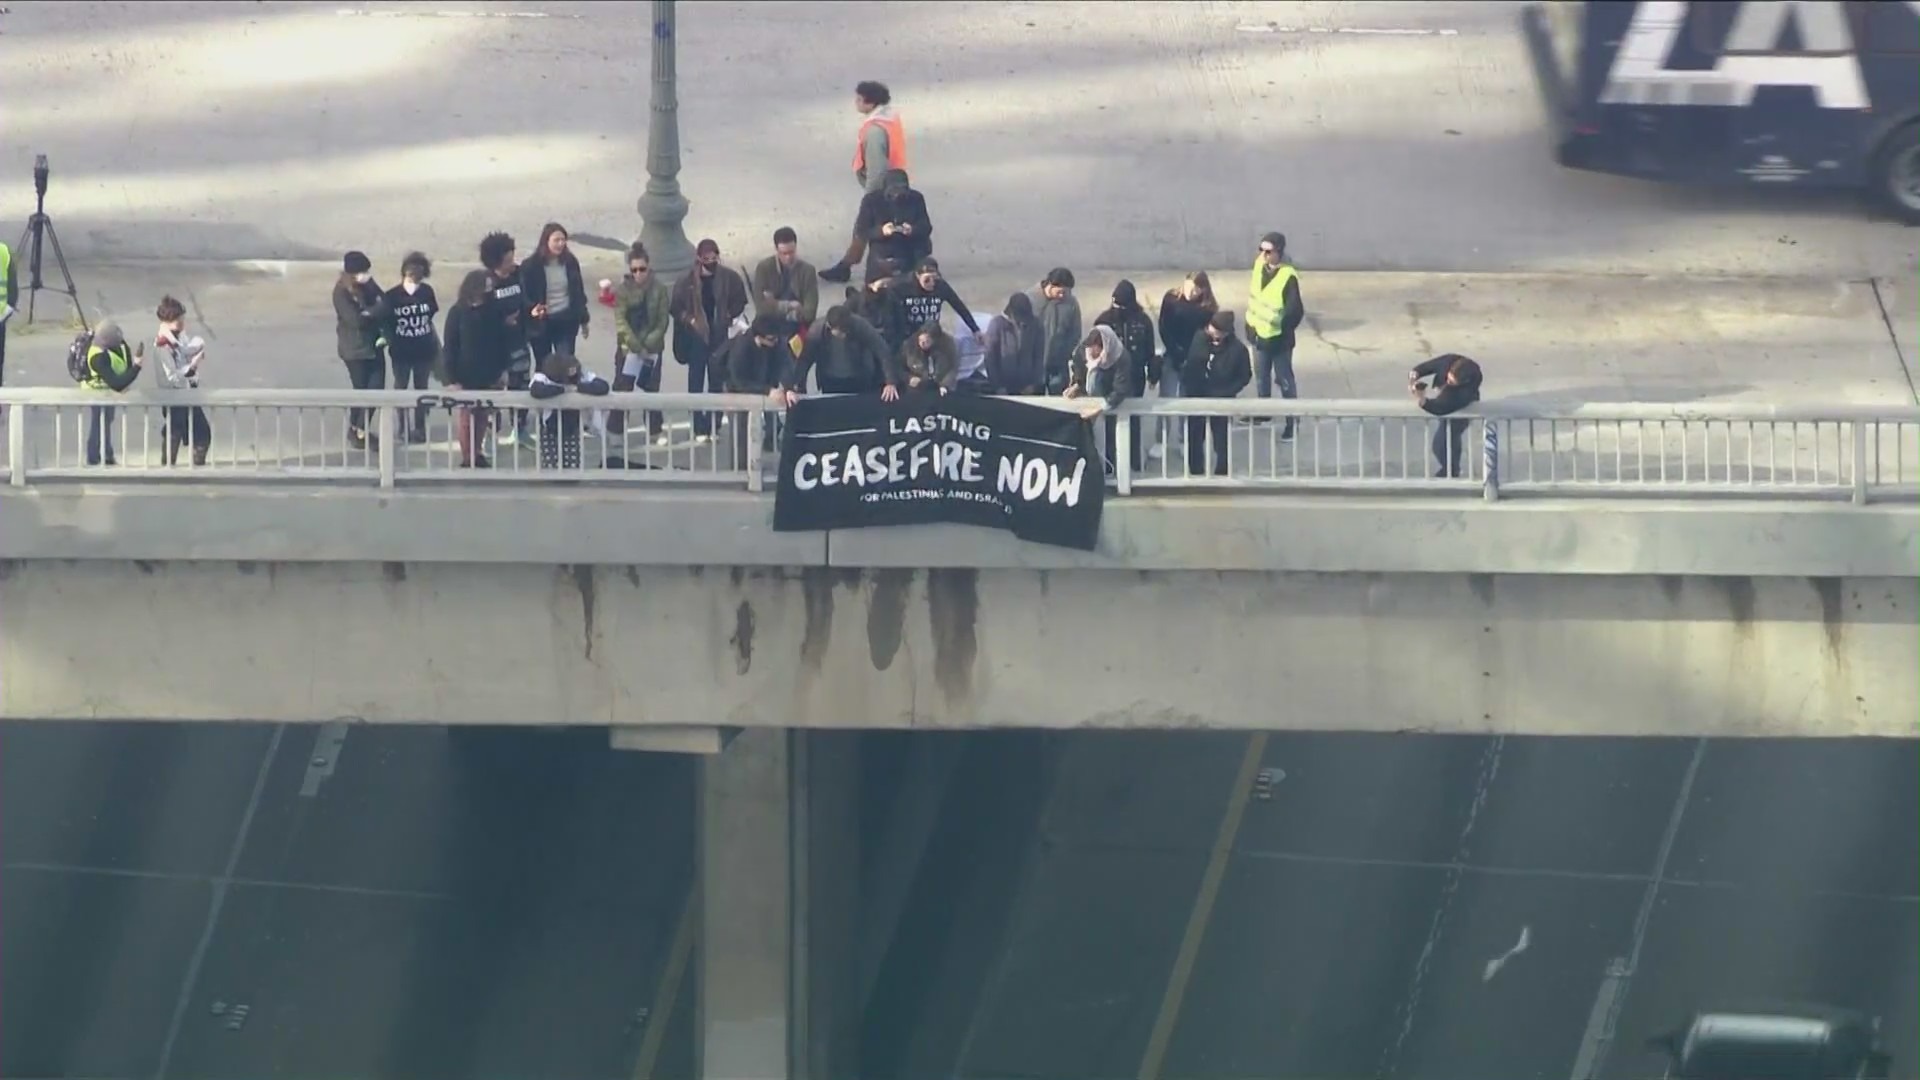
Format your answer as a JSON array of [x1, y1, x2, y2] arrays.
[[637, 0, 695, 277]]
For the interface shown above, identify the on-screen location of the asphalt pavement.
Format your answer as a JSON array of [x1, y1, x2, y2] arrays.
[[887, 731, 1920, 1080], [0, 722, 698, 1080]]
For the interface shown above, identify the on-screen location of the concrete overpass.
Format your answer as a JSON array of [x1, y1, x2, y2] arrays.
[[1, 389, 1915, 741], [1, 387, 1915, 1080]]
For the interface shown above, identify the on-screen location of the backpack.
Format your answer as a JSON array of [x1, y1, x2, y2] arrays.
[[65, 330, 95, 383]]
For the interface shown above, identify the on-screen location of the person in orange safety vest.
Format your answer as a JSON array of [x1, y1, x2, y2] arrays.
[[821, 80, 909, 284]]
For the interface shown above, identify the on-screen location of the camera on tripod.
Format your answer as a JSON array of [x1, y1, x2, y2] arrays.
[[14, 151, 88, 333]]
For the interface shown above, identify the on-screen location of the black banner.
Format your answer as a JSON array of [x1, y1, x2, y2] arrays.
[[773, 393, 1105, 550]]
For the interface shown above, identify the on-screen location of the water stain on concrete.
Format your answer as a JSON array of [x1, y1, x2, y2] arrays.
[[1808, 576, 1846, 658], [800, 568, 837, 672], [866, 569, 914, 671], [571, 565, 596, 662], [1467, 573, 1496, 607], [382, 562, 407, 585], [1720, 576, 1756, 627], [730, 600, 756, 675], [926, 569, 980, 703], [623, 565, 640, 588]]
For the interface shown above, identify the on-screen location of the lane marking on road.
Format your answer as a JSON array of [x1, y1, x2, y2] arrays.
[[299, 721, 350, 798], [1137, 732, 1268, 1080], [1237, 24, 1460, 36], [1571, 957, 1633, 1080], [630, 886, 698, 1080], [2, 861, 452, 901], [154, 723, 287, 1080], [334, 7, 580, 18], [1576, 737, 1709, 1080], [1377, 736, 1506, 1080]]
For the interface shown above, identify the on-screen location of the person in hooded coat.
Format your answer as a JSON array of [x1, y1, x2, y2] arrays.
[[849, 169, 932, 284], [1410, 353, 1485, 478], [886, 321, 959, 398], [983, 292, 1046, 395], [1094, 280, 1155, 467], [1066, 324, 1140, 473], [1182, 310, 1252, 477]]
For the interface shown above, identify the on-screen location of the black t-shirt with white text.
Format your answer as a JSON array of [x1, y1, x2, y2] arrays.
[[384, 282, 440, 359]]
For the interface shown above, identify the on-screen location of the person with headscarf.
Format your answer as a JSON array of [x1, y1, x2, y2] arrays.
[[81, 318, 142, 466], [1066, 324, 1140, 474], [885, 321, 958, 400], [983, 292, 1046, 396]]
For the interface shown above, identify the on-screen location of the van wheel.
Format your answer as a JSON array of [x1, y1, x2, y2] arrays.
[[1870, 122, 1920, 224]]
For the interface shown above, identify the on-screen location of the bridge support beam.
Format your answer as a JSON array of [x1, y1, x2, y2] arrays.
[[696, 730, 860, 1080]]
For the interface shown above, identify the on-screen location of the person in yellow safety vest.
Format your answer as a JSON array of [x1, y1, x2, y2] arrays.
[[83, 319, 143, 466], [821, 80, 908, 284], [1244, 231, 1305, 439], [0, 239, 15, 386]]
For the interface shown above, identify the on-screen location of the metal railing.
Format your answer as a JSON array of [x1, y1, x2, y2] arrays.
[[0, 388, 1915, 505]]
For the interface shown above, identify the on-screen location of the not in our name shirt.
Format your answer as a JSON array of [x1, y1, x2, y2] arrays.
[[488, 277, 531, 366], [384, 282, 440, 358]]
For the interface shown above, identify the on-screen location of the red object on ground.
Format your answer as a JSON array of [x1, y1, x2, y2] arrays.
[[598, 279, 616, 307]]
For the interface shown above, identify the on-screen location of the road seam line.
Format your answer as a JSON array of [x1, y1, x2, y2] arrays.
[[630, 886, 698, 1080], [151, 724, 285, 1080], [1136, 732, 1268, 1080]]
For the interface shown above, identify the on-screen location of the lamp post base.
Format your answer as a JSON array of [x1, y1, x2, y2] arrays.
[[637, 186, 695, 278]]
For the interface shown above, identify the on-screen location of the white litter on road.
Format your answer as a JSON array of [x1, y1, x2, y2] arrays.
[[1237, 24, 1460, 36], [1482, 924, 1532, 982], [334, 8, 578, 18]]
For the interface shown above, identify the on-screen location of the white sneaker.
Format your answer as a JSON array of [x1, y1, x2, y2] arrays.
[[1146, 443, 1164, 462]]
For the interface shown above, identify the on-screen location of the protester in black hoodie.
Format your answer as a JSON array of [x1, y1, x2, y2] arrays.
[[983, 292, 1045, 395], [714, 314, 789, 460], [1157, 272, 1216, 400], [445, 269, 502, 468], [1094, 280, 1155, 468], [789, 305, 888, 399], [332, 250, 388, 448], [1411, 353, 1485, 478], [521, 222, 591, 363], [850, 169, 932, 283], [384, 252, 439, 443], [1182, 310, 1252, 477]]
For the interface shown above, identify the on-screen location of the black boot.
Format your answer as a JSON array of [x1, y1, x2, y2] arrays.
[[819, 261, 852, 284]]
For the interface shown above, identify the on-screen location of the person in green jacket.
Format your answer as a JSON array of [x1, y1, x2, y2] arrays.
[[611, 242, 672, 444]]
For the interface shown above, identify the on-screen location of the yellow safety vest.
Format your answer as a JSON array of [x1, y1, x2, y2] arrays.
[[85, 343, 131, 390], [1246, 259, 1298, 340], [0, 242, 11, 291]]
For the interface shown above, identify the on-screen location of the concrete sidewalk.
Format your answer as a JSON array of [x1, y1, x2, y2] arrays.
[[1, 262, 1912, 485], [4, 260, 1914, 403]]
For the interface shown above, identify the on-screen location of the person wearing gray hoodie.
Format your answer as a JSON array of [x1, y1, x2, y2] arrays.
[[983, 292, 1046, 395], [1029, 267, 1082, 395], [1066, 324, 1140, 473]]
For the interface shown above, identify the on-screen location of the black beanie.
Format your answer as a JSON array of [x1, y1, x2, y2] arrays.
[[1112, 279, 1138, 309], [1209, 310, 1236, 333], [343, 250, 371, 274]]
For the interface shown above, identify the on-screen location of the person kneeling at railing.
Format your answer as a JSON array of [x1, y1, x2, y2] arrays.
[[1410, 354, 1484, 479], [82, 320, 143, 467], [529, 352, 610, 470]]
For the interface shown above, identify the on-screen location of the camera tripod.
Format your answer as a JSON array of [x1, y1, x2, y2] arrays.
[[15, 155, 88, 333]]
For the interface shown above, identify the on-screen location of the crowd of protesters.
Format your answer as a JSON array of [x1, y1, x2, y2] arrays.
[[69, 78, 1485, 478]]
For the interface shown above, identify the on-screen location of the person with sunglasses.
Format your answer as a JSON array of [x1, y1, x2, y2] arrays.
[[1245, 231, 1305, 439], [612, 244, 672, 445]]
